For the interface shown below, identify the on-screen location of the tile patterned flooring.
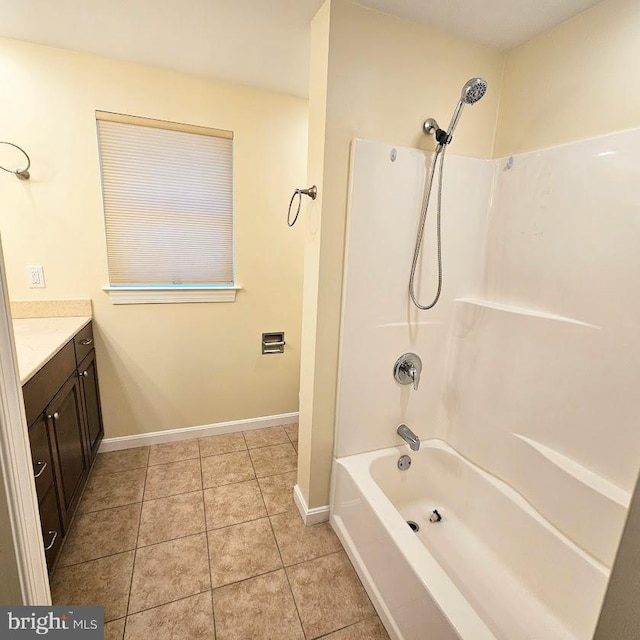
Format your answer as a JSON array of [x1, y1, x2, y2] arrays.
[[51, 424, 390, 640]]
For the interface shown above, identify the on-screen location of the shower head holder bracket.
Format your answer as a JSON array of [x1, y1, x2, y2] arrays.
[[435, 129, 452, 145], [423, 119, 452, 145], [423, 118, 439, 135]]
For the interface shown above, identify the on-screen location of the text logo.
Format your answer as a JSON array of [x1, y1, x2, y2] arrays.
[[0, 607, 103, 639]]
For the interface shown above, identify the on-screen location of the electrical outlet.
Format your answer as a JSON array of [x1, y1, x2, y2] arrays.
[[26, 265, 45, 288]]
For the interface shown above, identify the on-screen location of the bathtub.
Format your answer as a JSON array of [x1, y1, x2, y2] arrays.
[[330, 439, 609, 640]]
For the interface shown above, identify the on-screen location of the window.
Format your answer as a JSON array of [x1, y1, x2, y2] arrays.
[[96, 111, 238, 303]]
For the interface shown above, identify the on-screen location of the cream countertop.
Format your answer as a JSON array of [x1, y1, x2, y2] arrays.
[[13, 316, 92, 385]]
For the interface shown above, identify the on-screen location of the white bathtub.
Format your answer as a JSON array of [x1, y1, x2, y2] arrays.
[[330, 439, 609, 640]]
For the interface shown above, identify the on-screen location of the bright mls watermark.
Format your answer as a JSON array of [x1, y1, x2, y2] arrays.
[[0, 607, 103, 638]]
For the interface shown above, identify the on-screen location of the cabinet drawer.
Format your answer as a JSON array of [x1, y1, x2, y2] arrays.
[[22, 341, 76, 427], [73, 322, 94, 365], [28, 416, 54, 502], [39, 485, 63, 572]]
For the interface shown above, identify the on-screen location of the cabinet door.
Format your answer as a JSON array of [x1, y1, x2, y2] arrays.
[[47, 375, 88, 528], [39, 484, 63, 572], [78, 350, 104, 460], [28, 415, 55, 503]]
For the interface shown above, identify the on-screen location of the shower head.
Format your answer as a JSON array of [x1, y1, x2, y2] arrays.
[[424, 77, 488, 145], [461, 77, 487, 105]]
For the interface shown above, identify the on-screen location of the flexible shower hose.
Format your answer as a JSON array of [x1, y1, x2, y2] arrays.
[[409, 143, 447, 310]]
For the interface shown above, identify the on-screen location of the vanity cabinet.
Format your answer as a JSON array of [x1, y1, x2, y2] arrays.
[[77, 349, 104, 461], [38, 484, 63, 569], [28, 416, 63, 567], [45, 374, 88, 529], [29, 416, 55, 503], [22, 321, 103, 572]]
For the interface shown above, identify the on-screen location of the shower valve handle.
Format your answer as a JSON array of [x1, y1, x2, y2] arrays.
[[393, 353, 422, 391]]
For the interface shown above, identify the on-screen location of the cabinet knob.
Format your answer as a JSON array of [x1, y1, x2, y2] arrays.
[[47, 412, 59, 421], [80, 370, 88, 377], [33, 461, 47, 478], [43, 530, 58, 551]]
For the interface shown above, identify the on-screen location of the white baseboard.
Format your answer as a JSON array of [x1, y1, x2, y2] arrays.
[[293, 483, 330, 526], [99, 412, 299, 452]]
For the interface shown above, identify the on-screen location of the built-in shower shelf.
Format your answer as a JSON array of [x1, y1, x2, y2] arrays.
[[513, 434, 630, 507], [454, 298, 599, 329]]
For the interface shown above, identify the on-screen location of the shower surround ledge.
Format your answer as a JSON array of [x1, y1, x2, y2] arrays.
[[445, 297, 630, 566]]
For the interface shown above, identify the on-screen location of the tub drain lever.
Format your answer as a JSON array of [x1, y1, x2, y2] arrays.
[[429, 509, 442, 523]]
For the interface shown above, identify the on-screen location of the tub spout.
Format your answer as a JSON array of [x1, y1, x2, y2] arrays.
[[397, 424, 420, 451]]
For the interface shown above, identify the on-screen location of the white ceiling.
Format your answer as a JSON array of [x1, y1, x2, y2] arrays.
[[0, 0, 603, 98]]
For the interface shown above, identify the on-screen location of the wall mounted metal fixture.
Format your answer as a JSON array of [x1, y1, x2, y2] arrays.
[[287, 185, 317, 227], [262, 331, 286, 354], [0, 142, 31, 181]]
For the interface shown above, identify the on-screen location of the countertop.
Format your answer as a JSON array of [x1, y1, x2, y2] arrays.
[[13, 316, 92, 385]]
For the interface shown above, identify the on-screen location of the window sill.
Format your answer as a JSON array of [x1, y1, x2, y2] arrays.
[[102, 285, 241, 305]]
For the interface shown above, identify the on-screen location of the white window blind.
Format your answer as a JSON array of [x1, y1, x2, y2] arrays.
[[96, 112, 234, 288]]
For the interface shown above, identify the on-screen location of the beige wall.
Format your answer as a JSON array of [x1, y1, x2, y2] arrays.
[[494, 0, 640, 157], [298, 0, 505, 508], [297, 0, 331, 510], [0, 38, 308, 437]]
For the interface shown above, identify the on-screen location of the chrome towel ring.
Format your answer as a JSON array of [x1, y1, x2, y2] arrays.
[[0, 142, 31, 180], [287, 185, 317, 227]]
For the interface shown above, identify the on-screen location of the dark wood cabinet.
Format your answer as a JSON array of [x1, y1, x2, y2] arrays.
[[23, 341, 75, 428], [73, 324, 95, 365], [28, 416, 55, 503], [46, 375, 88, 530], [78, 349, 103, 462], [28, 415, 62, 572], [39, 485, 63, 570], [22, 321, 103, 573]]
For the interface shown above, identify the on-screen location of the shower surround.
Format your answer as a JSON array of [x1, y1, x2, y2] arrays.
[[331, 131, 640, 639]]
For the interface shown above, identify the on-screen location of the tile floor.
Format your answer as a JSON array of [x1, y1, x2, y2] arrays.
[[50, 423, 390, 640]]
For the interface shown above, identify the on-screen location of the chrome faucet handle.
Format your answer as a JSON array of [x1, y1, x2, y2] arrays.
[[393, 353, 422, 391], [408, 364, 420, 390]]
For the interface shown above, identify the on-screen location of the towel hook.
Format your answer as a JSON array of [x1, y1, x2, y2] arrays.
[[0, 142, 30, 180], [287, 185, 317, 227]]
